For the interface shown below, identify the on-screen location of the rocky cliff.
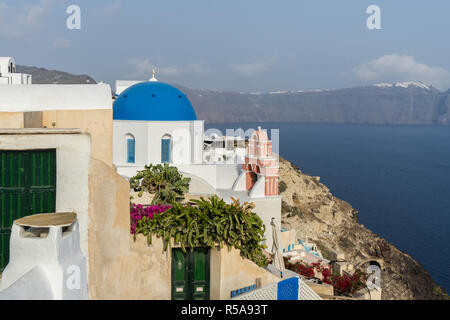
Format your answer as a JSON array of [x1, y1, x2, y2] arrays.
[[17, 64, 450, 125], [278, 157, 448, 300], [176, 82, 450, 125]]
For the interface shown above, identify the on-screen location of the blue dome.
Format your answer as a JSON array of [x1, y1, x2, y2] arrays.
[[113, 81, 197, 121]]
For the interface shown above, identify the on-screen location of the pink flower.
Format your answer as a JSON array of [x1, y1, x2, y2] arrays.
[[130, 204, 171, 234]]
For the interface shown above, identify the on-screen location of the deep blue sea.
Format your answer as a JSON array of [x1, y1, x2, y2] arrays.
[[206, 122, 450, 293]]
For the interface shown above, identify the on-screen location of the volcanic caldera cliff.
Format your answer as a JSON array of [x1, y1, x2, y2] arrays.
[[279, 157, 448, 300]]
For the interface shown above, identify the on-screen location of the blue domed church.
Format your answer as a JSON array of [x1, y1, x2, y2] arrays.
[[113, 72, 205, 179], [113, 72, 281, 250]]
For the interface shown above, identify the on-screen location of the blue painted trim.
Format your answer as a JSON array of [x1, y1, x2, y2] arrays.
[[230, 284, 258, 298]]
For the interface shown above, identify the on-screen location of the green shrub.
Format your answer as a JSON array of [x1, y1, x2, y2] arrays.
[[134, 196, 268, 267], [130, 164, 190, 205], [278, 180, 287, 193]]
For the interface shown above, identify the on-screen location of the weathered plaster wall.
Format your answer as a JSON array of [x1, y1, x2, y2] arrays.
[[88, 159, 172, 300], [0, 112, 23, 128], [42, 109, 113, 166], [0, 109, 113, 166], [211, 246, 280, 300]]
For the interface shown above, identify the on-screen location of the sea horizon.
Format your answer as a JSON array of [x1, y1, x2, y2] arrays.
[[206, 122, 450, 292]]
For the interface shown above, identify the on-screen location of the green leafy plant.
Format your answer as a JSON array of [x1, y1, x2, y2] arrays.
[[278, 180, 287, 193], [133, 196, 268, 267], [129, 163, 191, 204]]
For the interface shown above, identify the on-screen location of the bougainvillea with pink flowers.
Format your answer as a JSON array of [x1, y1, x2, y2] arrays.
[[284, 258, 368, 296], [130, 204, 171, 234]]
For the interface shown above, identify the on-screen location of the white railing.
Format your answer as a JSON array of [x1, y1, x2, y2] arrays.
[[299, 279, 322, 300], [231, 277, 322, 300]]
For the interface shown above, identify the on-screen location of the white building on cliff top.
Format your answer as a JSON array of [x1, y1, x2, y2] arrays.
[[0, 57, 32, 85]]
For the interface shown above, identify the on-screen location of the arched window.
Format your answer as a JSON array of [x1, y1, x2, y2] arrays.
[[161, 134, 172, 163], [125, 133, 135, 164]]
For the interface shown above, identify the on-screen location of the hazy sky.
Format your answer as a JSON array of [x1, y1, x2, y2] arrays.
[[1, 0, 449, 91]]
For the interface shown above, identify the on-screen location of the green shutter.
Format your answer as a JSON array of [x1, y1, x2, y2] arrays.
[[0, 150, 56, 270]]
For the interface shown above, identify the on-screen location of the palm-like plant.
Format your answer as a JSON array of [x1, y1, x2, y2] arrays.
[[130, 164, 191, 204]]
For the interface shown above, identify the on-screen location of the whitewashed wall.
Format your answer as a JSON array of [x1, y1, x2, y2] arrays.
[[0, 131, 91, 273], [113, 120, 204, 167]]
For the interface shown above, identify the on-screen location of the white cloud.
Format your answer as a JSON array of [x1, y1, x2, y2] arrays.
[[0, 0, 60, 38], [18, 3, 47, 25], [231, 61, 270, 77], [353, 54, 450, 89], [127, 58, 210, 79]]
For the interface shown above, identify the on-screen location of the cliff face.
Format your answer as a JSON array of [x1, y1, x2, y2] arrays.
[[16, 64, 450, 125], [176, 83, 450, 125], [278, 157, 448, 300]]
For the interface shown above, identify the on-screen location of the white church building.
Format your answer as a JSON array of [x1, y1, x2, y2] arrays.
[[113, 72, 281, 248]]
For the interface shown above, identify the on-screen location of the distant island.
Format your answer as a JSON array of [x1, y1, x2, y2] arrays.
[[18, 64, 450, 125], [16, 65, 96, 85]]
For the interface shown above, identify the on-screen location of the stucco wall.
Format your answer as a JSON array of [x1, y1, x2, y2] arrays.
[[252, 197, 282, 251], [0, 84, 112, 111], [88, 159, 173, 299], [211, 246, 280, 300], [0, 109, 113, 166], [0, 112, 23, 128], [113, 120, 204, 168], [42, 109, 113, 166], [0, 131, 91, 270]]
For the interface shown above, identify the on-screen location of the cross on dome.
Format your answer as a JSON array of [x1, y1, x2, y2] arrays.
[[149, 69, 158, 82]]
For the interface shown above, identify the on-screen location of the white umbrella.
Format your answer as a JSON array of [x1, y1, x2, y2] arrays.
[[271, 217, 286, 276]]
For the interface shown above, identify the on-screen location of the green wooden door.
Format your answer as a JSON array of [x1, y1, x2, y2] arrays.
[[0, 149, 57, 270], [171, 248, 210, 300]]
